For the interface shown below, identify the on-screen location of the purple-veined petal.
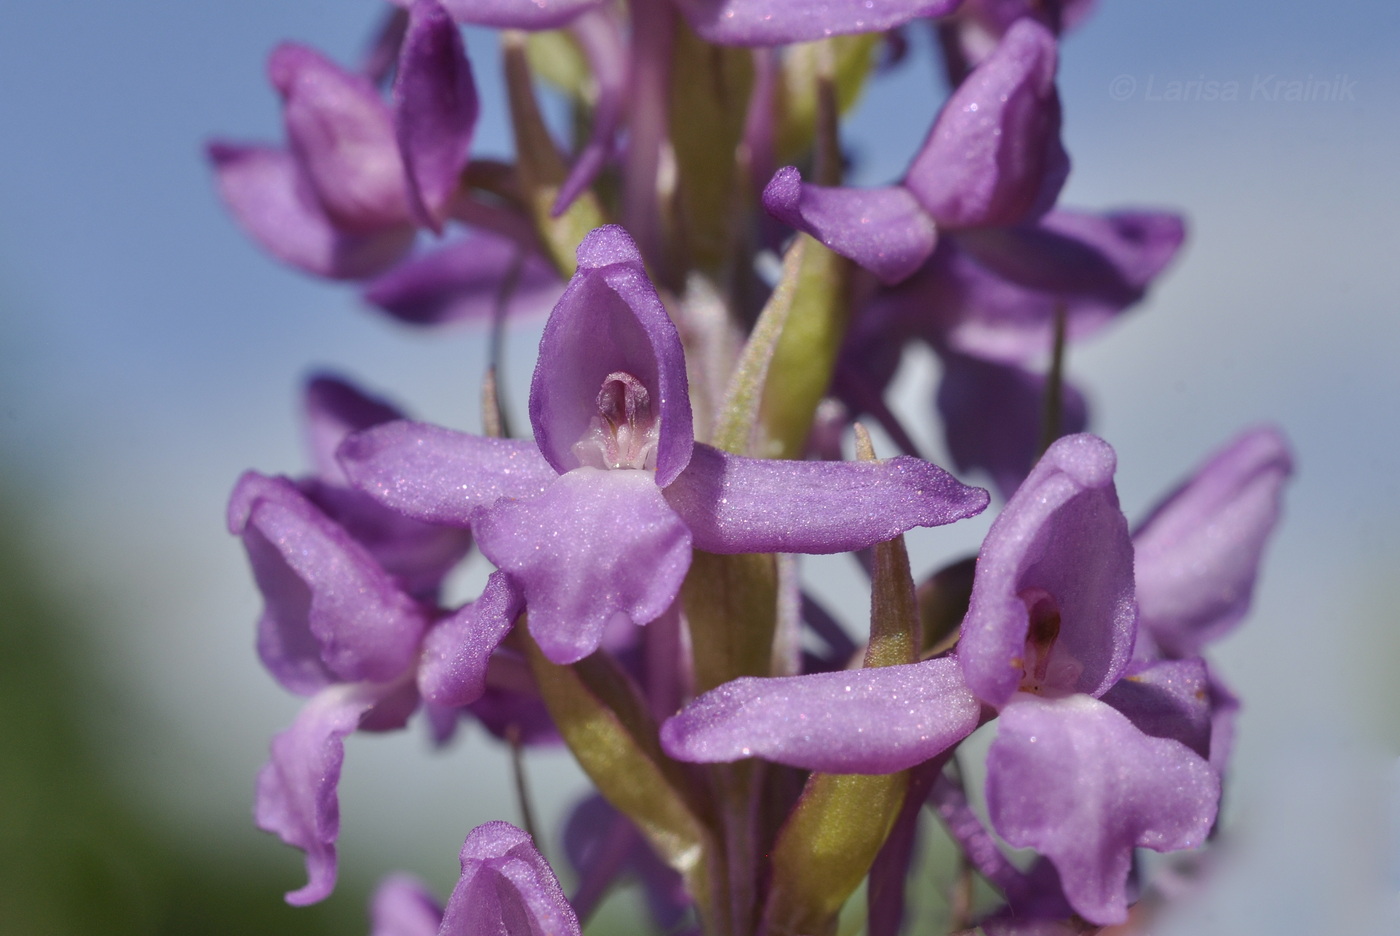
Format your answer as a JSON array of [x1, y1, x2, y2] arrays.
[[303, 374, 405, 485], [986, 693, 1219, 925], [362, 233, 563, 327], [958, 434, 1135, 708], [1132, 425, 1293, 657], [269, 44, 413, 230], [207, 142, 415, 279], [674, 0, 963, 46], [439, 821, 582, 936], [229, 472, 430, 693], [255, 681, 416, 905], [905, 20, 1066, 229], [394, 0, 479, 231], [663, 442, 989, 555], [474, 468, 692, 664], [418, 571, 524, 707], [529, 226, 693, 486], [1099, 657, 1212, 759], [660, 656, 981, 773], [338, 420, 557, 525], [934, 351, 1088, 501], [370, 873, 443, 936], [762, 167, 937, 285], [552, 8, 627, 216]]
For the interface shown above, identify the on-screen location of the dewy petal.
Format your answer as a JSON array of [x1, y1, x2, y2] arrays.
[[1098, 657, 1212, 760], [986, 694, 1219, 925], [439, 821, 581, 936], [370, 873, 443, 936], [474, 469, 692, 664], [269, 44, 413, 230], [664, 443, 988, 555], [229, 472, 430, 693], [362, 233, 562, 327], [904, 20, 1067, 229], [206, 142, 415, 279], [256, 681, 415, 905], [1132, 425, 1293, 657], [431, 0, 603, 29], [660, 656, 981, 773], [673, 0, 963, 46], [958, 434, 1136, 708], [394, 0, 479, 231], [935, 351, 1088, 502], [338, 420, 557, 525], [762, 167, 937, 285], [418, 571, 525, 707], [529, 226, 693, 486]]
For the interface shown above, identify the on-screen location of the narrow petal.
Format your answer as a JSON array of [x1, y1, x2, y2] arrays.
[[762, 167, 936, 285], [229, 472, 429, 692], [206, 142, 414, 279], [256, 682, 415, 905], [1132, 426, 1293, 657], [439, 821, 581, 936], [1099, 658, 1212, 760], [660, 656, 981, 773], [362, 233, 562, 327], [338, 420, 557, 525], [474, 469, 692, 664], [664, 443, 989, 555], [564, 794, 689, 929], [551, 8, 627, 216], [530, 226, 694, 486], [370, 874, 443, 936], [986, 694, 1219, 925], [269, 44, 412, 230], [435, 0, 603, 30], [394, 0, 479, 231], [905, 20, 1067, 229], [958, 434, 1135, 708], [674, 0, 962, 46], [418, 571, 525, 707], [935, 351, 1088, 502]]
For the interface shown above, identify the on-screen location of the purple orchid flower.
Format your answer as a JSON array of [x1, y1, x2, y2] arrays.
[[663, 435, 1219, 925], [439, 821, 583, 936], [340, 224, 990, 677], [673, 0, 964, 47], [937, 0, 1099, 84], [209, 0, 476, 278]]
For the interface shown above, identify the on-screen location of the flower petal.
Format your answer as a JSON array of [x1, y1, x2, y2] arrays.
[[434, 0, 604, 30], [958, 434, 1135, 708], [418, 571, 525, 707], [229, 472, 430, 692], [529, 226, 694, 486], [338, 420, 557, 525], [1098, 657, 1212, 760], [475, 468, 692, 664], [303, 374, 405, 484], [370, 873, 443, 936], [986, 694, 1219, 925], [664, 443, 989, 554], [439, 821, 581, 936], [1132, 425, 1293, 657], [256, 681, 416, 905], [660, 657, 981, 773], [904, 20, 1066, 229], [269, 43, 412, 230], [934, 351, 1088, 502], [552, 8, 627, 216], [674, 0, 962, 46], [362, 233, 562, 327], [206, 142, 414, 279], [762, 167, 937, 285], [394, 0, 479, 231]]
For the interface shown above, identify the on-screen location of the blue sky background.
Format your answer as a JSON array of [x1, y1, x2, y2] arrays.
[[2, 1, 1398, 932]]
